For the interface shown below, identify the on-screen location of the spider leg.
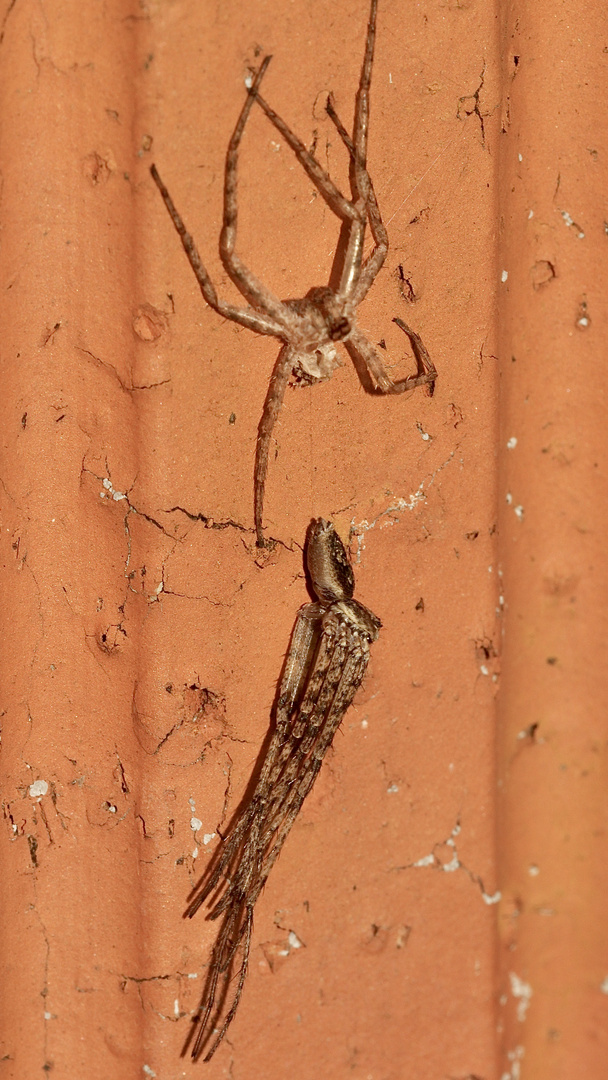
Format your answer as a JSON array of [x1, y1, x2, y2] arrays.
[[188, 902, 253, 1061], [345, 323, 437, 395], [201, 906, 254, 1061], [325, 93, 388, 304], [251, 91, 364, 227], [205, 623, 341, 924], [220, 58, 294, 329], [254, 343, 297, 546], [184, 602, 326, 919], [249, 632, 372, 906], [351, 0, 377, 202], [150, 164, 284, 338], [202, 613, 342, 925]]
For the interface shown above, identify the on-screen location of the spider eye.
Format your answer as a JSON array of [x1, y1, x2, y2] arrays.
[[329, 317, 351, 342]]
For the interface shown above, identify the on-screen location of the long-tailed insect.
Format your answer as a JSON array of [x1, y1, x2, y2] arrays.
[[183, 519, 381, 1061], [151, 0, 436, 547]]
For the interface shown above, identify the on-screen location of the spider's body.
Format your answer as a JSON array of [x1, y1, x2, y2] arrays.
[[151, 0, 436, 546], [183, 519, 381, 1061]]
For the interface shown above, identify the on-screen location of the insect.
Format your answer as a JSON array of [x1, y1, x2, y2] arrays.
[[150, 0, 437, 548], [182, 518, 381, 1061]]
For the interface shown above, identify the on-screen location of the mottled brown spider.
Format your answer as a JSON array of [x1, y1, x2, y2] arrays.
[[151, 0, 436, 547], [182, 519, 381, 1061]]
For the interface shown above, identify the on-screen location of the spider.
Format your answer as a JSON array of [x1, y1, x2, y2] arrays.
[[182, 518, 381, 1061], [150, 0, 437, 548]]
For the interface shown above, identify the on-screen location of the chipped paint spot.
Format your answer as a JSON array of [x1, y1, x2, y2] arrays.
[[29, 780, 48, 798], [509, 971, 533, 1021]]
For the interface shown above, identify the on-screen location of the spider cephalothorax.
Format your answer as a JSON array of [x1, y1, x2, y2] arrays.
[[151, 0, 437, 546]]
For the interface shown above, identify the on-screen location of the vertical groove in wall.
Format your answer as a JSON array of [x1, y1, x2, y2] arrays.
[[497, 1, 608, 1076], [0, 2, 144, 1076], [0, 0, 503, 1076]]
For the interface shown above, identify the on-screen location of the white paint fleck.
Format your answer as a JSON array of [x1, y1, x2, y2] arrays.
[[518, 152, 523, 162], [561, 209, 585, 238], [192, 846, 198, 859], [174, 998, 180, 1017], [155, 581, 163, 595], [387, 783, 399, 794], [501, 270, 508, 283], [29, 780, 48, 798], [502, 1043, 525, 1080], [244, 73, 253, 89], [528, 209, 534, 219], [528, 863, 540, 877], [482, 889, 501, 905], [288, 930, 303, 949], [507, 436, 518, 449], [577, 316, 589, 328], [203, 833, 216, 846], [103, 478, 112, 490], [442, 853, 460, 873], [509, 972, 532, 1021], [361, 719, 368, 729], [514, 504, 524, 521], [44, 1011, 52, 1020], [506, 492, 513, 505], [480, 664, 489, 676], [413, 854, 435, 868], [190, 817, 202, 832], [188, 797, 196, 811], [187, 972, 198, 979], [143, 1067, 157, 1078]]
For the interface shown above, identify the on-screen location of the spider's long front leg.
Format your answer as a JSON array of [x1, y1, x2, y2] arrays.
[[187, 900, 253, 1062], [248, 631, 372, 904], [325, 94, 388, 304], [184, 601, 326, 919], [254, 343, 298, 546], [203, 613, 346, 923], [150, 164, 285, 338], [219, 58, 293, 329]]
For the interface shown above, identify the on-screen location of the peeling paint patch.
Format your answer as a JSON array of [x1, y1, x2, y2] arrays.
[[502, 1044, 524, 1080], [29, 779, 48, 799], [509, 971, 532, 1021], [100, 476, 127, 502]]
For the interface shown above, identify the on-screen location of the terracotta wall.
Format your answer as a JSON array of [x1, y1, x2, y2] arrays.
[[0, 1, 604, 1078]]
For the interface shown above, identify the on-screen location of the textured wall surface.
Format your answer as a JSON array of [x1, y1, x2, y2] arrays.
[[0, 1, 605, 1078]]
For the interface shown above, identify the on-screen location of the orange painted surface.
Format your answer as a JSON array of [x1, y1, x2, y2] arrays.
[[496, 2, 608, 1078], [4, 0, 604, 1078]]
